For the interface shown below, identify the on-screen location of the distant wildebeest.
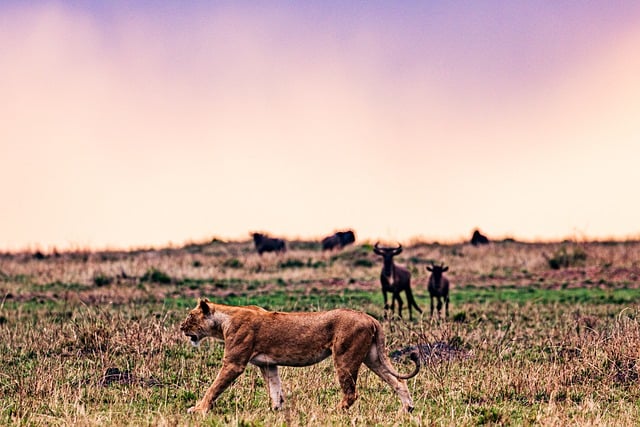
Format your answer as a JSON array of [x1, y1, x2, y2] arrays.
[[426, 263, 450, 318], [373, 243, 422, 320], [252, 233, 286, 255], [470, 229, 490, 246], [321, 230, 356, 251]]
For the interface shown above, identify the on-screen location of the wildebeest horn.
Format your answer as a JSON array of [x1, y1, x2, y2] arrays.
[[374, 242, 403, 255], [373, 242, 383, 255]]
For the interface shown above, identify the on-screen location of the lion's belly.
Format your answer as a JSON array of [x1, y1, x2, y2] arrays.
[[250, 348, 332, 367]]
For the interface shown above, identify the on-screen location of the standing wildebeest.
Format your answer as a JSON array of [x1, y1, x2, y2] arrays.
[[426, 263, 450, 318], [321, 230, 356, 251], [470, 229, 490, 246], [373, 243, 422, 320], [252, 233, 286, 255]]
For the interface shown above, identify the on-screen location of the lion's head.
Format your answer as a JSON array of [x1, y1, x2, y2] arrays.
[[180, 298, 212, 347]]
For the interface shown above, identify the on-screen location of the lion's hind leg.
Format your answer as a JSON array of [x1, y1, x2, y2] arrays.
[[364, 346, 414, 412], [332, 337, 370, 410], [259, 365, 284, 410], [334, 361, 360, 410]]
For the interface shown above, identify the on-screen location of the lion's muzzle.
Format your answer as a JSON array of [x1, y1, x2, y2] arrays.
[[184, 334, 200, 347]]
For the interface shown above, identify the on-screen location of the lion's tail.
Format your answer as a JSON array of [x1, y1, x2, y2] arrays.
[[374, 324, 421, 380]]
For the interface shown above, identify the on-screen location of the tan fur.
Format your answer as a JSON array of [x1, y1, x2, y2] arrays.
[[180, 298, 420, 415]]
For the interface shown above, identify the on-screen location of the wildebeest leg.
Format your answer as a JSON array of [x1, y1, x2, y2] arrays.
[[394, 292, 404, 319], [445, 295, 449, 318], [259, 365, 284, 410], [382, 290, 393, 320], [436, 297, 443, 317], [389, 292, 397, 318], [430, 295, 435, 317]]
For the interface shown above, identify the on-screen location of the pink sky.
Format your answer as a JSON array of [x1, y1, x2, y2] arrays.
[[2, 2, 640, 251]]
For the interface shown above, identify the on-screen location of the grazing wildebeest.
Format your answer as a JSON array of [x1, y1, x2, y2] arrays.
[[470, 229, 490, 246], [321, 230, 356, 251], [373, 243, 422, 320], [252, 233, 286, 255], [426, 263, 450, 318]]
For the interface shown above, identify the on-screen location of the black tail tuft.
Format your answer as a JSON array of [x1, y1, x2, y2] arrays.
[[409, 351, 421, 366]]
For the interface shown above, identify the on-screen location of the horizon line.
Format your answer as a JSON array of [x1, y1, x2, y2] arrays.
[[4, 231, 640, 255]]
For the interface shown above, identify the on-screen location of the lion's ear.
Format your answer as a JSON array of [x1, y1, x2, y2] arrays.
[[199, 298, 211, 315]]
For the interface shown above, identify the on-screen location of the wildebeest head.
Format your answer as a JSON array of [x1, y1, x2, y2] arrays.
[[426, 263, 449, 282], [373, 242, 403, 277]]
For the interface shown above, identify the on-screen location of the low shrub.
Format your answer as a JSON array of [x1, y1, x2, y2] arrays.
[[141, 267, 172, 284], [222, 258, 243, 269], [279, 258, 305, 269], [546, 245, 588, 269], [93, 273, 113, 287], [354, 258, 374, 268]]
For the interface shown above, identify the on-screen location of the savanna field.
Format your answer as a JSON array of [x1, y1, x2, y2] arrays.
[[1, 239, 640, 426]]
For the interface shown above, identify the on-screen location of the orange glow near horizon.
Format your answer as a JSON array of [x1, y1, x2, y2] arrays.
[[2, 3, 640, 251]]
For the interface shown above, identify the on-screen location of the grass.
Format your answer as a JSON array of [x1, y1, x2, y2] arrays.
[[1, 240, 640, 425]]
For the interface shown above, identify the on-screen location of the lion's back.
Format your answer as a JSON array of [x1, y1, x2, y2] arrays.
[[326, 308, 380, 335], [254, 308, 379, 340]]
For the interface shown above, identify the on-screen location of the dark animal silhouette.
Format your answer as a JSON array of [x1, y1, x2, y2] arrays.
[[252, 233, 286, 255], [470, 230, 489, 246], [321, 230, 356, 251], [373, 243, 422, 320], [426, 263, 450, 318]]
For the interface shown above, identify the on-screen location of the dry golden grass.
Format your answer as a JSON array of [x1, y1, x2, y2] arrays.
[[1, 239, 640, 425]]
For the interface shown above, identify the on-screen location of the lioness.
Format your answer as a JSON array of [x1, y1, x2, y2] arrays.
[[180, 299, 420, 414]]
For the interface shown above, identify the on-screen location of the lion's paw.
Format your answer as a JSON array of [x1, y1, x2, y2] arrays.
[[187, 406, 208, 415]]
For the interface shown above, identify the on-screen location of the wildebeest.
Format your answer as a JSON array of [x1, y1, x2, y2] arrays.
[[470, 229, 490, 246], [426, 263, 450, 318], [373, 243, 422, 320], [321, 230, 356, 251], [252, 233, 286, 255]]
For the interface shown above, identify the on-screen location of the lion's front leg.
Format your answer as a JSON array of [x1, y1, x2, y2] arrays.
[[188, 361, 247, 415], [259, 365, 284, 410]]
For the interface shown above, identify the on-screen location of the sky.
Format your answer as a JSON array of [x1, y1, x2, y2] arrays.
[[2, 1, 640, 251]]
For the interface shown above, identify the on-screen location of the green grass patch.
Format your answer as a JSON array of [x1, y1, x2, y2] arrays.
[[453, 286, 640, 305]]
